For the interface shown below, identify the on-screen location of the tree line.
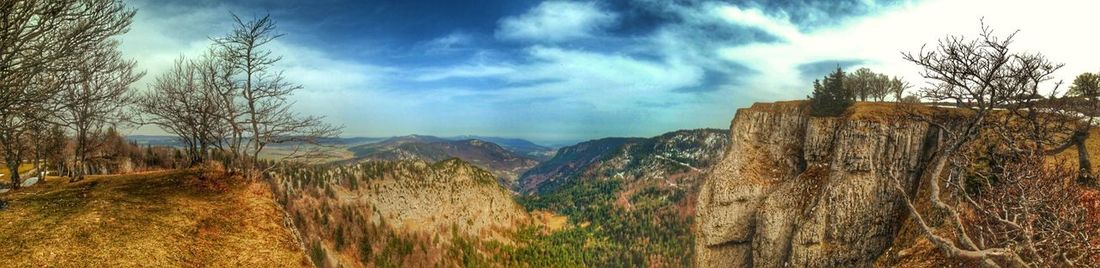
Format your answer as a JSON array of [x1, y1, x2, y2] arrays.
[[133, 14, 340, 175], [1, 1, 338, 190], [808, 67, 914, 116]]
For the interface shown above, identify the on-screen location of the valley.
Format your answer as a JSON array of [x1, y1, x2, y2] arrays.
[[255, 128, 729, 267], [4, 1, 1099, 266], [346, 135, 546, 188]]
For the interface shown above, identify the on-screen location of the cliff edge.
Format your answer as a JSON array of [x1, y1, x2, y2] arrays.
[[695, 101, 943, 267]]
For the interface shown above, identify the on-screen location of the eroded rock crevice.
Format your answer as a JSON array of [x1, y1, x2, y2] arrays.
[[696, 102, 939, 267]]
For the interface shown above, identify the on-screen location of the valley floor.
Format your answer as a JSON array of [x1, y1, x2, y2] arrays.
[[0, 170, 308, 267]]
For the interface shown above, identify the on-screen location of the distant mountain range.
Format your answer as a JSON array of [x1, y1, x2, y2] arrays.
[[126, 135, 185, 147], [347, 135, 545, 188], [126, 135, 389, 148], [444, 135, 556, 161], [126, 134, 555, 157]]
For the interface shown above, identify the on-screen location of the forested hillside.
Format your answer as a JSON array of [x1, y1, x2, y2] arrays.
[[516, 128, 730, 266]]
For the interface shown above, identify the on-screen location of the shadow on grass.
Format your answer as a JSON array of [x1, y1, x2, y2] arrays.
[[16, 180, 100, 220], [5, 170, 214, 227]]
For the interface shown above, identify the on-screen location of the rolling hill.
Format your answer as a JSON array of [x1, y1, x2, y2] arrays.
[[348, 135, 541, 188], [445, 135, 557, 160]]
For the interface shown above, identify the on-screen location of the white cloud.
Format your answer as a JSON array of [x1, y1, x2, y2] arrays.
[[715, 0, 1100, 100], [414, 64, 516, 81], [421, 32, 475, 54], [117, 2, 409, 137], [118, 0, 1100, 141], [118, 3, 231, 91], [517, 46, 703, 97], [496, 1, 618, 43], [715, 4, 802, 42]]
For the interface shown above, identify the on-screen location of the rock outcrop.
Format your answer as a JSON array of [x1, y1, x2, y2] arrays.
[[274, 159, 528, 239], [269, 159, 530, 267], [695, 101, 940, 267]]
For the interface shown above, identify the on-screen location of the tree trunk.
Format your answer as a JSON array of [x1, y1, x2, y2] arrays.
[[8, 162, 20, 190], [1076, 137, 1094, 186], [72, 129, 87, 182], [33, 157, 42, 182]]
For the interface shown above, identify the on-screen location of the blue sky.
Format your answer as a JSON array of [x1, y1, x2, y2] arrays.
[[119, 0, 1100, 144]]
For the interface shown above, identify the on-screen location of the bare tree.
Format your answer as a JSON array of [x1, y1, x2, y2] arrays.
[[890, 76, 912, 102], [42, 125, 68, 178], [0, 72, 62, 188], [25, 109, 51, 180], [850, 67, 876, 101], [871, 73, 891, 101], [1042, 72, 1100, 185], [849, 68, 895, 101], [135, 56, 227, 167], [896, 21, 1099, 267], [214, 14, 340, 174], [0, 0, 135, 188], [58, 39, 142, 181], [194, 51, 245, 169]]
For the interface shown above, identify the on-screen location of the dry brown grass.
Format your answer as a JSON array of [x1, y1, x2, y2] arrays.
[[0, 169, 309, 267], [531, 210, 569, 232], [1, 163, 35, 179], [747, 100, 971, 124]]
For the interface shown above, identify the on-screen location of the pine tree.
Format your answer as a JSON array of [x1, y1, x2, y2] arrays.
[[1068, 72, 1100, 98], [809, 67, 852, 116]]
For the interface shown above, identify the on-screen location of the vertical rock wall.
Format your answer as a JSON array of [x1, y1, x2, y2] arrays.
[[695, 102, 938, 267]]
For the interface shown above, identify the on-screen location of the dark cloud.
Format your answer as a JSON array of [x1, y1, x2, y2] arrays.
[[734, 0, 911, 30], [796, 59, 866, 79], [676, 66, 756, 93], [602, 0, 912, 36]]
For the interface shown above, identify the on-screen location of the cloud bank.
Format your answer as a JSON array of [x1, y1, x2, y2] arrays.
[[118, 0, 1100, 144]]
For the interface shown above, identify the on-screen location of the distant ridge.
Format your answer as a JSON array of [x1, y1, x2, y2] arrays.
[[348, 135, 541, 188], [444, 135, 556, 160], [519, 128, 729, 194]]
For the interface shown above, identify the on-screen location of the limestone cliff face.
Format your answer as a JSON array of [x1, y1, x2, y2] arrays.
[[269, 159, 530, 267], [695, 102, 939, 267]]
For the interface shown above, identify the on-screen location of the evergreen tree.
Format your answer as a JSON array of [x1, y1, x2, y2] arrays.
[[1068, 72, 1100, 98], [808, 67, 852, 116]]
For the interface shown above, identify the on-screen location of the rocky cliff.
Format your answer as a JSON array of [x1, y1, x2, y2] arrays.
[[269, 159, 530, 267], [695, 101, 941, 267]]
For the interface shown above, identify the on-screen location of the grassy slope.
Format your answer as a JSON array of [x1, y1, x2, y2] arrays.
[[0, 170, 308, 267], [1, 163, 35, 178]]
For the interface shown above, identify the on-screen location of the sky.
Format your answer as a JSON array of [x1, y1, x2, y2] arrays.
[[119, 0, 1100, 145]]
